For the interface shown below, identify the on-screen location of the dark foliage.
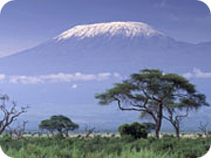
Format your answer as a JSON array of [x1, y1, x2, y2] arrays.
[[118, 122, 148, 139]]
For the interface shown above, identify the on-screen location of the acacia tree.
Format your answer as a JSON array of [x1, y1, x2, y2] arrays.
[[96, 69, 208, 139], [39, 115, 79, 137], [164, 95, 208, 138], [0, 94, 28, 135], [160, 73, 209, 138]]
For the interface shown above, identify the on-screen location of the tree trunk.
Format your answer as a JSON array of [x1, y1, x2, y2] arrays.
[[58, 129, 63, 137], [64, 130, 69, 137], [155, 119, 162, 139], [174, 123, 180, 139], [175, 127, 180, 139], [155, 103, 163, 139], [155, 126, 160, 139]]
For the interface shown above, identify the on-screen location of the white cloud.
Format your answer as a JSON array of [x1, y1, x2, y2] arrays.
[[97, 73, 111, 81], [7, 72, 122, 84], [113, 72, 121, 78], [0, 74, 6, 81], [71, 84, 78, 89], [1, 69, 211, 85], [183, 68, 211, 79], [9, 76, 43, 84]]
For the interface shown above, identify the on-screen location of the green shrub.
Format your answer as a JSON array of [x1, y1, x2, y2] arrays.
[[118, 122, 148, 139]]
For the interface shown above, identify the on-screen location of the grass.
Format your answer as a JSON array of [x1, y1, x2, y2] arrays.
[[0, 135, 210, 158]]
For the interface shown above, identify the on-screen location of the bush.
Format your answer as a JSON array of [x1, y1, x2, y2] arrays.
[[118, 122, 148, 139]]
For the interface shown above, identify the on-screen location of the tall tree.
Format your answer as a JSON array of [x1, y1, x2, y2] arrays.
[[164, 94, 208, 138], [96, 69, 166, 138], [96, 69, 208, 138], [160, 73, 209, 138]]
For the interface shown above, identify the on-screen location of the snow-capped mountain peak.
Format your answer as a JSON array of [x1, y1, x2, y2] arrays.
[[55, 21, 163, 41]]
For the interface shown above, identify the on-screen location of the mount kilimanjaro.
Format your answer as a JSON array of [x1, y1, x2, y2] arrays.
[[0, 21, 210, 74]]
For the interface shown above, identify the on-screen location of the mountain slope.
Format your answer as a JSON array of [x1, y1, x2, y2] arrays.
[[0, 21, 210, 74]]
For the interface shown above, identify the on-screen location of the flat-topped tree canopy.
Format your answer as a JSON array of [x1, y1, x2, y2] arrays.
[[39, 115, 79, 137]]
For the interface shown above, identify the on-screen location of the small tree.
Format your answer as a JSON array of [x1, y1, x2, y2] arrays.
[[198, 121, 209, 137], [0, 94, 28, 135], [118, 122, 148, 139], [84, 125, 96, 138], [8, 121, 28, 139], [39, 115, 79, 137]]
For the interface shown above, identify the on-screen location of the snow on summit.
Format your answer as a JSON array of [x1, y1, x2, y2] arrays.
[[55, 22, 162, 41]]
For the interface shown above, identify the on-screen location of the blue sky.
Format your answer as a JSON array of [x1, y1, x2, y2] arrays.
[[0, 0, 211, 56]]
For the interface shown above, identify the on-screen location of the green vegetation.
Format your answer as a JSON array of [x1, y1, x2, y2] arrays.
[[1, 136, 210, 158], [0, 69, 210, 158]]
